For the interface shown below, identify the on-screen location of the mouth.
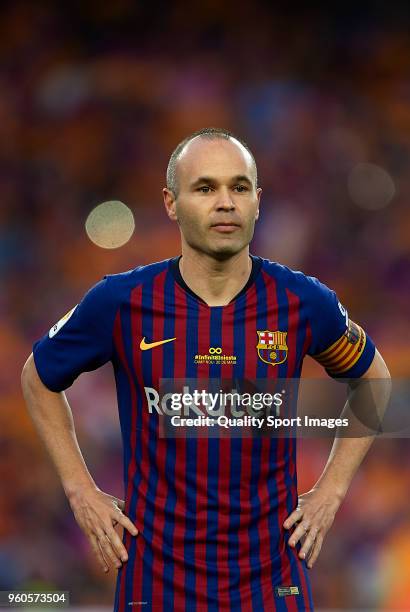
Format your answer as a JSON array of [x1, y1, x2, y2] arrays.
[[210, 223, 241, 233]]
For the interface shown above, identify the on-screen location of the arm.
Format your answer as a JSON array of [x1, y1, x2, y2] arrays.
[[21, 353, 138, 573], [283, 348, 391, 568]]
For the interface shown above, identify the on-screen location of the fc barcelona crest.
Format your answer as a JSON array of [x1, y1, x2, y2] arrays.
[[256, 330, 288, 366]]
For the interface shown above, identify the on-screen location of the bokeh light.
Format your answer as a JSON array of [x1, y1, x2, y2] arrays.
[[85, 201, 135, 249], [348, 163, 395, 210]]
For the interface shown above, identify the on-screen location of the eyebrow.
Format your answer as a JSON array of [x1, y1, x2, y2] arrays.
[[190, 175, 253, 188]]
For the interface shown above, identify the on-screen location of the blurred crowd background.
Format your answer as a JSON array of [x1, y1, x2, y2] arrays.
[[1, 1, 409, 610]]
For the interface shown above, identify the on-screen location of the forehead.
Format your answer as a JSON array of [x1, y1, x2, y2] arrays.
[[176, 137, 255, 184]]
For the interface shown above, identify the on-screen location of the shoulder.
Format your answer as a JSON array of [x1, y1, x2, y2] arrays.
[[74, 259, 171, 321], [259, 257, 330, 300], [103, 258, 171, 299]]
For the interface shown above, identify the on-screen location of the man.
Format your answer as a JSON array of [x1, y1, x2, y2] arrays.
[[22, 128, 390, 611]]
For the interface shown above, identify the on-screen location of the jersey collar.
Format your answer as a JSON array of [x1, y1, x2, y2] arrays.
[[169, 254, 263, 305]]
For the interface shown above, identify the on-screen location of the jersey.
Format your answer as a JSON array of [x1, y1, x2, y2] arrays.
[[32, 255, 376, 612]]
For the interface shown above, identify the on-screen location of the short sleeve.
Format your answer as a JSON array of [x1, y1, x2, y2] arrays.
[[306, 276, 375, 379], [32, 276, 118, 392]]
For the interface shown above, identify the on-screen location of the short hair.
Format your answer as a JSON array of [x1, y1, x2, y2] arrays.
[[166, 127, 258, 197]]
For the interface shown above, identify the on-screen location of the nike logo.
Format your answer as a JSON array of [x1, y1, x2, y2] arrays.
[[140, 336, 177, 350]]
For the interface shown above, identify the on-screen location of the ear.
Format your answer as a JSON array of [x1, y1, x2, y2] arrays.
[[255, 187, 262, 220], [163, 188, 178, 221]]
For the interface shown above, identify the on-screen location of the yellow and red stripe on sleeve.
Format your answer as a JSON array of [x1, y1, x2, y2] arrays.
[[313, 320, 367, 375]]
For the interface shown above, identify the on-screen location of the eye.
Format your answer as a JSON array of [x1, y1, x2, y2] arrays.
[[197, 186, 212, 193], [234, 184, 249, 192]]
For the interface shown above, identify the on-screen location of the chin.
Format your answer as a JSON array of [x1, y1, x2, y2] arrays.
[[186, 234, 250, 260], [208, 242, 244, 260]]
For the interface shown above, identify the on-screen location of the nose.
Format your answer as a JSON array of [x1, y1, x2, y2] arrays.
[[215, 187, 235, 211]]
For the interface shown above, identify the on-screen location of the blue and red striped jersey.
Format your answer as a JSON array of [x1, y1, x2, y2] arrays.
[[33, 255, 375, 611]]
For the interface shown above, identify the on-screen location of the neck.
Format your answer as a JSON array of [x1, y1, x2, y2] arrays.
[[179, 246, 252, 306]]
